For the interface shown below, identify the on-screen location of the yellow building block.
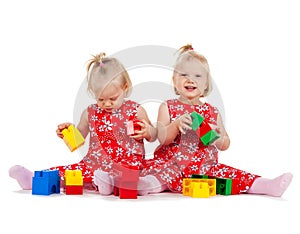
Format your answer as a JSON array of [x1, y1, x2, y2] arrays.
[[182, 178, 217, 197], [191, 182, 209, 198], [64, 170, 83, 186], [182, 186, 191, 196], [62, 125, 85, 152], [182, 178, 191, 196]]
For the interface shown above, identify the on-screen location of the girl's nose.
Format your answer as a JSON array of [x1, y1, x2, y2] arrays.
[[104, 100, 112, 107], [186, 78, 195, 83]]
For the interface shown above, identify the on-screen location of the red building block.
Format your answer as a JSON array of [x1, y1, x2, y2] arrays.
[[191, 111, 220, 146], [65, 185, 83, 195], [126, 120, 142, 136], [113, 162, 139, 199], [195, 121, 212, 138]]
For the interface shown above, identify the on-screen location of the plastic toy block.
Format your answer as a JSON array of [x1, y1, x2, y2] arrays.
[[191, 174, 209, 179], [32, 170, 60, 195], [182, 186, 191, 196], [64, 170, 83, 186], [182, 178, 216, 197], [201, 130, 220, 146], [191, 175, 232, 195], [113, 186, 119, 196], [113, 162, 140, 182], [118, 182, 138, 199], [62, 125, 85, 152], [216, 178, 232, 195], [190, 111, 220, 146], [191, 111, 204, 130], [113, 162, 139, 199], [113, 179, 138, 199], [114, 181, 139, 199], [65, 185, 83, 195], [126, 120, 142, 136], [196, 121, 212, 137], [191, 182, 210, 198]]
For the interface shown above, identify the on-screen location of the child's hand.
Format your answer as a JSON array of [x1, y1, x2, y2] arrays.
[[56, 122, 72, 139], [177, 113, 192, 134], [130, 119, 152, 141], [209, 123, 221, 135]]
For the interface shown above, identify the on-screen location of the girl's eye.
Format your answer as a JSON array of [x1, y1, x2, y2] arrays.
[[98, 99, 104, 102], [110, 97, 118, 101], [195, 74, 202, 78], [180, 73, 187, 77]]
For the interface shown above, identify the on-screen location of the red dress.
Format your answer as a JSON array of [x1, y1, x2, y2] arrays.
[[141, 99, 260, 194], [50, 100, 145, 186]]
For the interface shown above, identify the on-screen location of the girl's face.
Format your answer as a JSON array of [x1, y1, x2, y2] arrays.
[[173, 59, 208, 101], [95, 81, 127, 112]]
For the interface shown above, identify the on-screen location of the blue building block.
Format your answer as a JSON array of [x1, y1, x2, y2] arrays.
[[32, 169, 61, 195]]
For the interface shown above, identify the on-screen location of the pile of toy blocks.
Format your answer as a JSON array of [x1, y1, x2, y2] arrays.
[[190, 111, 220, 146], [64, 169, 83, 195], [32, 169, 83, 196], [112, 162, 139, 199], [182, 174, 232, 198]]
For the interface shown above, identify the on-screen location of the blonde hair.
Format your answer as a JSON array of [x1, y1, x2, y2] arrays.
[[172, 44, 212, 97], [86, 52, 132, 98]]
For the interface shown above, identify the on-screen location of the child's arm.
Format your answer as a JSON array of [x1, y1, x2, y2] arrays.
[[76, 109, 89, 139], [157, 102, 192, 145], [131, 105, 157, 142], [211, 113, 230, 151]]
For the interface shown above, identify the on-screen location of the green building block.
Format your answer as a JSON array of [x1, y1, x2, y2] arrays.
[[216, 178, 232, 195], [201, 130, 220, 146], [191, 174, 209, 179], [190, 111, 204, 130]]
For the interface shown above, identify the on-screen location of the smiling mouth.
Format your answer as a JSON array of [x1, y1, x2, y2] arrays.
[[184, 86, 197, 91]]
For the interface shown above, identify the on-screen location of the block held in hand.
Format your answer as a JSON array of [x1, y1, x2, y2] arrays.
[[61, 125, 85, 152]]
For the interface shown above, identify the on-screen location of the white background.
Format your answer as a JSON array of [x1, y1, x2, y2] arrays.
[[1, 0, 299, 233]]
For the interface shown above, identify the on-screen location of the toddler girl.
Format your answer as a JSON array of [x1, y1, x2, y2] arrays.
[[9, 52, 157, 195], [139, 44, 293, 197]]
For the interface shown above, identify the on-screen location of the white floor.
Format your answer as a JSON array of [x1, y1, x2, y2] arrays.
[[2, 170, 298, 234]]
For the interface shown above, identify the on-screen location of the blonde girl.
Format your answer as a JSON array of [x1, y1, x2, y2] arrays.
[[9, 52, 157, 195], [139, 44, 293, 197]]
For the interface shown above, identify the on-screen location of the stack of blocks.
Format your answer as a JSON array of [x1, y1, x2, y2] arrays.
[[113, 162, 139, 199], [190, 111, 220, 146], [32, 169, 60, 195], [191, 174, 232, 195], [64, 170, 83, 195], [62, 125, 85, 152], [182, 175, 232, 198]]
